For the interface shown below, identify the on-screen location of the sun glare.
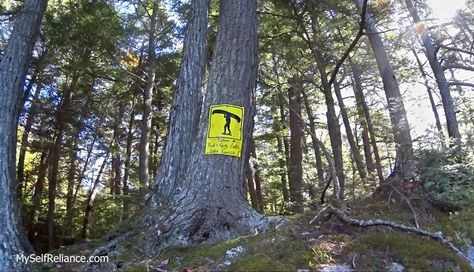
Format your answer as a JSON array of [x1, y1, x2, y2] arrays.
[[426, 0, 467, 19]]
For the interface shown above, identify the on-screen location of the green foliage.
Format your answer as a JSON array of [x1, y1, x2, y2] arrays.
[[417, 148, 474, 209]]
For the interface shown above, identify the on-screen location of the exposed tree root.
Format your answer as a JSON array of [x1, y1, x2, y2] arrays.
[[310, 206, 474, 269]]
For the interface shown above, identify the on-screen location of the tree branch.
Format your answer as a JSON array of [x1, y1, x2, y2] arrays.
[[443, 63, 474, 72], [438, 44, 474, 57], [328, 0, 369, 86], [449, 81, 474, 88], [310, 206, 474, 268]]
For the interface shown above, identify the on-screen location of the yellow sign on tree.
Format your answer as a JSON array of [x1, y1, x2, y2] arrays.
[[205, 104, 244, 157]]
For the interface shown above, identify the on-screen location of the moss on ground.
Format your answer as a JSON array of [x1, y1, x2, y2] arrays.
[[348, 230, 471, 271]]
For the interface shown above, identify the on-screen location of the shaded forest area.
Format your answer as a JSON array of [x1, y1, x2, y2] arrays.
[[1, 0, 474, 270]]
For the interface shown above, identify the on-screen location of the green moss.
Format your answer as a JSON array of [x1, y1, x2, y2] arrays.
[[349, 231, 471, 271], [231, 232, 315, 271]]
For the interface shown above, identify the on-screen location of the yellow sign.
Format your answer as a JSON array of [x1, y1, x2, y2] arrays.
[[205, 104, 244, 157]]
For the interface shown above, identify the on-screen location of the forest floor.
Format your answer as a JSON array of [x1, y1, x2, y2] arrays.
[[43, 194, 474, 271]]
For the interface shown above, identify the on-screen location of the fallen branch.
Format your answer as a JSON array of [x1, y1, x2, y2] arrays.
[[310, 207, 474, 268]]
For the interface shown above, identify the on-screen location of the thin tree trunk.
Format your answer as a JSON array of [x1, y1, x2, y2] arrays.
[[246, 160, 260, 211], [354, 0, 414, 178], [351, 64, 385, 184], [411, 48, 446, 146], [349, 61, 375, 176], [333, 80, 367, 181], [47, 80, 74, 250], [17, 84, 42, 201], [288, 77, 304, 212], [151, 0, 211, 205], [0, 0, 48, 269], [64, 133, 79, 237], [27, 148, 50, 241], [249, 140, 264, 212], [82, 146, 111, 240], [404, 0, 461, 146], [139, 0, 159, 200], [122, 100, 136, 220], [301, 89, 325, 188]]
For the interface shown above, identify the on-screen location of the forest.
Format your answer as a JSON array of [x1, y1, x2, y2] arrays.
[[1, 0, 474, 270]]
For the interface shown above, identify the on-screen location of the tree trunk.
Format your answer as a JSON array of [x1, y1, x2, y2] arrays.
[[0, 0, 48, 269], [301, 89, 325, 188], [27, 148, 50, 241], [151, 0, 211, 205], [64, 133, 79, 237], [411, 48, 446, 146], [333, 80, 367, 181], [354, 0, 414, 178], [17, 84, 42, 201], [139, 0, 159, 200], [251, 145, 264, 213], [349, 61, 375, 176], [351, 64, 385, 185], [143, 0, 269, 250], [122, 100, 136, 220], [246, 160, 260, 211], [405, 0, 460, 145], [288, 77, 304, 212], [47, 81, 74, 250], [82, 144, 111, 240]]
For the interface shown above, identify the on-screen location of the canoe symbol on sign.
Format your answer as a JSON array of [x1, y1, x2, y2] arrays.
[[212, 109, 241, 136]]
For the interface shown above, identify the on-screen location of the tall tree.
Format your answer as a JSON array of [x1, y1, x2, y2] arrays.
[[139, 0, 159, 200], [0, 0, 48, 269], [354, 0, 415, 178], [404, 0, 461, 146], [144, 0, 269, 249], [151, 0, 211, 205], [288, 77, 304, 212]]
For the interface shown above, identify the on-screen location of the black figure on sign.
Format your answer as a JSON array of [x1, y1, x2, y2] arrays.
[[212, 109, 241, 136]]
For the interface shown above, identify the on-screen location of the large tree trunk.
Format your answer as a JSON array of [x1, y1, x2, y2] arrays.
[[288, 77, 304, 212], [354, 0, 414, 178], [404, 0, 461, 146], [143, 0, 269, 250], [139, 0, 159, 200], [151, 0, 211, 205], [0, 0, 48, 269]]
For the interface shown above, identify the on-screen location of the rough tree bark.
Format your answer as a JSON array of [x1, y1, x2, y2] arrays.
[[150, 0, 211, 206], [0, 0, 48, 269], [288, 77, 304, 212], [354, 0, 415, 178], [404, 0, 461, 146], [139, 0, 159, 200], [143, 0, 270, 249]]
